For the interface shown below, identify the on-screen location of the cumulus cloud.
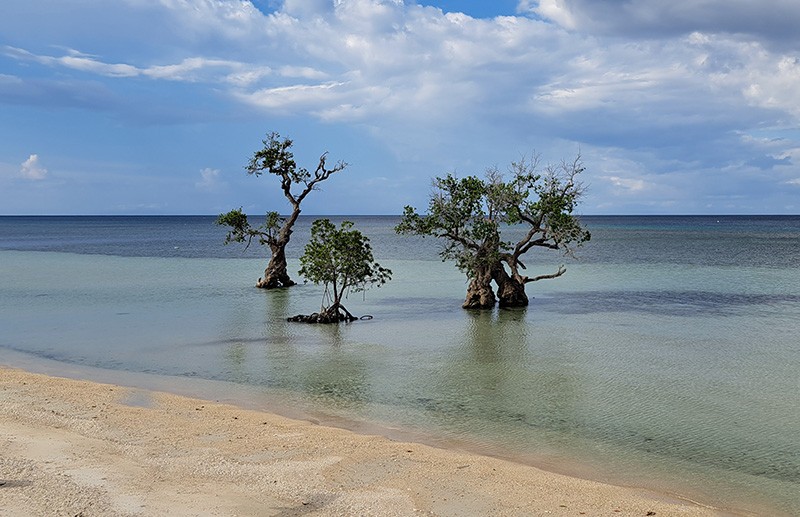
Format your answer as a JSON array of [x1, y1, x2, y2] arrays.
[[19, 154, 47, 180], [7, 2, 795, 136], [3, 4, 560, 127], [4, 1, 798, 130]]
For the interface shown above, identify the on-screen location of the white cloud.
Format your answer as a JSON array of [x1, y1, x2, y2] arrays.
[[528, 0, 578, 30], [19, 154, 48, 180], [138, 0, 266, 41], [144, 57, 254, 82], [236, 81, 349, 112], [741, 56, 800, 117], [278, 65, 328, 80], [196, 168, 224, 191], [3, 46, 270, 85], [3, 46, 138, 77], [602, 175, 648, 193]]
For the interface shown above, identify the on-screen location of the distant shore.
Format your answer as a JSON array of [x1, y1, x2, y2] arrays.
[[0, 366, 737, 516]]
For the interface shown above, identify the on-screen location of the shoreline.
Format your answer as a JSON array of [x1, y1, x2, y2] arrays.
[[0, 366, 744, 516]]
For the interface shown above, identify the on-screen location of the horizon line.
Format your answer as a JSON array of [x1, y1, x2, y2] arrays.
[[1, 213, 799, 218]]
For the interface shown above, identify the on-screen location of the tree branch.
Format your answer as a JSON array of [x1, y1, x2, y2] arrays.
[[296, 152, 348, 204], [443, 229, 481, 251], [523, 265, 566, 283]]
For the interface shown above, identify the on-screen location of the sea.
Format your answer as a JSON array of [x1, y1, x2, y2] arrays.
[[1, 215, 798, 515]]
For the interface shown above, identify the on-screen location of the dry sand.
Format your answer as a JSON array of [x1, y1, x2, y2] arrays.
[[0, 366, 732, 516]]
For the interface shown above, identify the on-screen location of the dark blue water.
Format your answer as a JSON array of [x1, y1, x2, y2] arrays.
[[2, 214, 799, 265]]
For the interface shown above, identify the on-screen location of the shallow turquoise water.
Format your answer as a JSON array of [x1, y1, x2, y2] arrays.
[[1, 216, 799, 514]]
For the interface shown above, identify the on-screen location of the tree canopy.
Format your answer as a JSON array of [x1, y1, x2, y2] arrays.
[[396, 154, 590, 308], [293, 219, 392, 323]]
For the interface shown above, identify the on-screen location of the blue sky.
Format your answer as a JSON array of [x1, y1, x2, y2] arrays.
[[1, 0, 799, 215]]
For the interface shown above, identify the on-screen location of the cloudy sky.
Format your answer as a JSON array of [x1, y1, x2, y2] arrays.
[[1, 0, 799, 215]]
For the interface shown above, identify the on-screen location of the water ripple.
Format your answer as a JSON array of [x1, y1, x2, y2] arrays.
[[537, 290, 800, 317]]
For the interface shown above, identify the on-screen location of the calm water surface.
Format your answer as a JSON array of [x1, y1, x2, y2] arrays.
[[1, 215, 799, 515]]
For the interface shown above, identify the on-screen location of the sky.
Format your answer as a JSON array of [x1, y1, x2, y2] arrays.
[[1, 0, 799, 215]]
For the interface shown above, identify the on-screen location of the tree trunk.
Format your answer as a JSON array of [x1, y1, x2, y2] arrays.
[[256, 246, 295, 289], [493, 265, 528, 308], [325, 303, 357, 322], [256, 205, 303, 289], [462, 266, 496, 309]]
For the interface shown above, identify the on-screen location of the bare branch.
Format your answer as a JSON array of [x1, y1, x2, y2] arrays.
[[296, 152, 348, 205], [523, 265, 567, 283]]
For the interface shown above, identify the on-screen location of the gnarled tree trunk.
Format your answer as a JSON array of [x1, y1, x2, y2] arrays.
[[493, 265, 528, 308], [256, 246, 296, 289], [463, 265, 496, 309], [256, 203, 301, 289]]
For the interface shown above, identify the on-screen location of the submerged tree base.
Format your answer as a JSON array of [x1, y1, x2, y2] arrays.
[[287, 312, 355, 324], [287, 305, 358, 324], [256, 262, 296, 289], [256, 277, 296, 289]]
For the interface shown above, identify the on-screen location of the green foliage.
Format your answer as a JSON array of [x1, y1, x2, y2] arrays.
[[299, 219, 392, 310], [246, 132, 310, 183], [396, 153, 590, 280], [396, 174, 503, 276], [244, 130, 348, 210], [216, 208, 284, 250]]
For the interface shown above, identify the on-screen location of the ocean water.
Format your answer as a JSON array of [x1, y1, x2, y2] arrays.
[[1, 215, 799, 514]]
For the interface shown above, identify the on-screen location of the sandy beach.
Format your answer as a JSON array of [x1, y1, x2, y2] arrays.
[[0, 366, 733, 516]]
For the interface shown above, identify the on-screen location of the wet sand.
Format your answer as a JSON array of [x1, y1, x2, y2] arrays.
[[0, 366, 731, 516]]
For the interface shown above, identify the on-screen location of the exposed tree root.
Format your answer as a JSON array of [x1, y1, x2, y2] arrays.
[[287, 304, 358, 324]]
